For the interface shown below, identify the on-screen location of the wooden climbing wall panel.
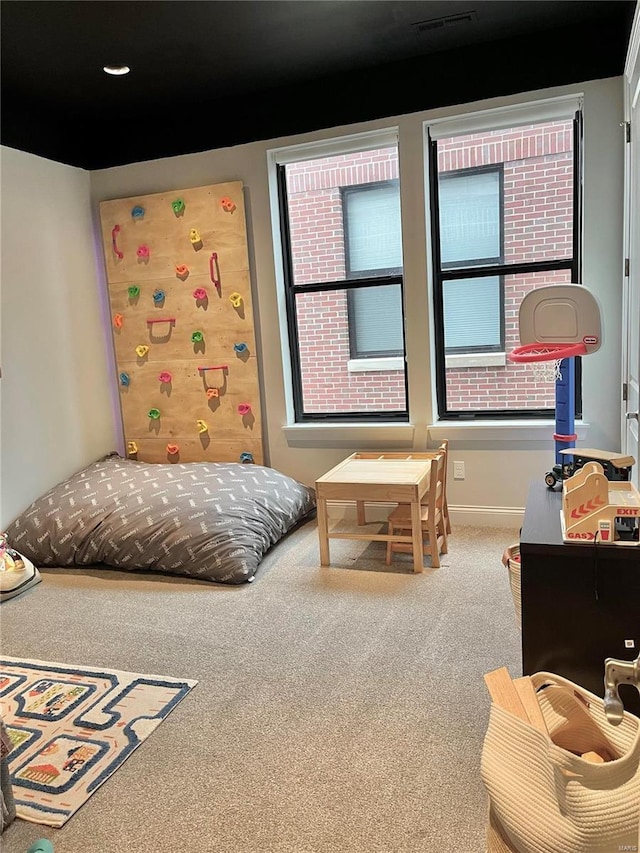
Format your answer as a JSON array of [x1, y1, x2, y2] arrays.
[[99, 182, 263, 465]]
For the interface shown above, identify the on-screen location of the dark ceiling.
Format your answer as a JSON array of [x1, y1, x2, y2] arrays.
[[1, 1, 636, 171]]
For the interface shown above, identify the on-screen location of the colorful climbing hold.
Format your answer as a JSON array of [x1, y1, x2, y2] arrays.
[[196, 419, 208, 434], [175, 263, 189, 278], [131, 205, 145, 219], [206, 388, 219, 400], [220, 196, 236, 213], [128, 285, 141, 298], [191, 330, 204, 343], [119, 372, 130, 386], [112, 224, 123, 259], [158, 371, 172, 384], [193, 287, 207, 300], [229, 292, 243, 308], [113, 313, 124, 328], [153, 289, 165, 303], [237, 403, 252, 416], [209, 252, 221, 291], [148, 408, 161, 420], [189, 228, 201, 244], [172, 198, 185, 215], [166, 443, 180, 455], [234, 342, 248, 353], [137, 244, 150, 259], [240, 452, 254, 464], [127, 441, 138, 455], [136, 345, 150, 358]]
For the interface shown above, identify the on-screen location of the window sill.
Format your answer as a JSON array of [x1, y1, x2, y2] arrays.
[[428, 420, 590, 443], [283, 422, 415, 449], [347, 357, 404, 373], [282, 419, 589, 448], [445, 352, 506, 369]]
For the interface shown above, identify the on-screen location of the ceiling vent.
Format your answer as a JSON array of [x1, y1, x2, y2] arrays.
[[414, 10, 478, 32]]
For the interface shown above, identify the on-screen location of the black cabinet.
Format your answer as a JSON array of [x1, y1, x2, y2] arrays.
[[520, 481, 640, 716]]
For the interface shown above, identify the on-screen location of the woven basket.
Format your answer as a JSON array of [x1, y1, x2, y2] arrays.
[[504, 544, 521, 629]]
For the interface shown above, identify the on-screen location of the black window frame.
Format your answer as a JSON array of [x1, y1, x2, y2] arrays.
[[342, 180, 404, 359], [428, 111, 583, 420], [277, 164, 409, 423]]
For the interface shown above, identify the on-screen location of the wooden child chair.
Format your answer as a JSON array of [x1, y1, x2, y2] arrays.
[[435, 439, 451, 535], [385, 449, 449, 568]]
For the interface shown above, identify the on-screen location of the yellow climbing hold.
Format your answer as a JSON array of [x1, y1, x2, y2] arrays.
[[136, 345, 149, 358], [127, 441, 138, 455], [189, 228, 201, 244], [196, 419, 208, 434], [229, 292, 243, 308]]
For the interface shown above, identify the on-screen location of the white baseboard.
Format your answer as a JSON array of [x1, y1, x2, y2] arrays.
[[448, 505, 524, 528], [326, 500, 523, 529]]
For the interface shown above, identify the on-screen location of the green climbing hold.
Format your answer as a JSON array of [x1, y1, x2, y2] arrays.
[[191, 330, 203, 343], [128, 285, 141, 298], [148, 408, 161, 420]]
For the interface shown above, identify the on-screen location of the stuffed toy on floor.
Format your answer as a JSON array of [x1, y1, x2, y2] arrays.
[[0, 532, 41, 602]]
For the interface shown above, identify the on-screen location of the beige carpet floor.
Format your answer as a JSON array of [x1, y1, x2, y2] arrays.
[[1, 518, 521, 853]]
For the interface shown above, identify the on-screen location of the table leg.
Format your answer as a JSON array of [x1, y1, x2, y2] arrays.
[[411, 500, 424, 573], [356, 500, 366, 526], [317, 496, 330, 566]]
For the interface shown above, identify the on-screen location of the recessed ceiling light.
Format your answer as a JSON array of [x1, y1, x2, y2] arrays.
[[103, 65, 130, 76]]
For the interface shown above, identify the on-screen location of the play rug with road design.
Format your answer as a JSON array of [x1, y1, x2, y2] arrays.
[[0, 656, 197, 826]]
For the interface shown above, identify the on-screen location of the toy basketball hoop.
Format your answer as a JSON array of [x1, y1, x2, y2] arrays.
[[509, 285, 601, 382], [509, 284, 603, 486], [510, 341, 588, 382]]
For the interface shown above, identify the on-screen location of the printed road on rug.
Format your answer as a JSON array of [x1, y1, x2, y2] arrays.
[[0, 656, 197, 827]]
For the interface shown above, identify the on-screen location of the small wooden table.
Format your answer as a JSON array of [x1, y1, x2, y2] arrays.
[[315, 452, 436, 573]]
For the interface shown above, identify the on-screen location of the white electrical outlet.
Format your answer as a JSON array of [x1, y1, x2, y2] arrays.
[[453, 461, 465, 480]]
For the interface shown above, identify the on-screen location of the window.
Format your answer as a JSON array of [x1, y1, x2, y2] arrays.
[[440, 168, 503, 352], [343, 181, 403, 358], [273, 134, 408, 421], [427, 96, 583, 418]]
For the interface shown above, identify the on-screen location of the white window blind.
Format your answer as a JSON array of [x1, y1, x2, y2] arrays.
[[346, 184, 402, 272], [426, 94, 582, 140], [443, 277, 501, 349], [269, 128, 398, 165], [439, 171, 500, 264], [351, 284, 404, 354]]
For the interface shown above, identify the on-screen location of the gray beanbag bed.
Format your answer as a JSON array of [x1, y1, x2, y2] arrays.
[[6, 454, 316, 584]]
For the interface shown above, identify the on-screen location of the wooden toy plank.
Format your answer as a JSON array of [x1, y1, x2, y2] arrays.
[[483, 668, 529, 723], [512, 676, 548, 733]]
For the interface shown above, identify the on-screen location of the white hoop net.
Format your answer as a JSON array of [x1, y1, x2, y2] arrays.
[[529, 358, 563, 383]]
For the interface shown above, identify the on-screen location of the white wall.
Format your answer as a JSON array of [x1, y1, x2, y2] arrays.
[[0, 147, 118, 526], [90, 78, 625, 524]]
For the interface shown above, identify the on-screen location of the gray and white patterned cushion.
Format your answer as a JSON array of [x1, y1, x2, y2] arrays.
[[6, 455, 316, 584]]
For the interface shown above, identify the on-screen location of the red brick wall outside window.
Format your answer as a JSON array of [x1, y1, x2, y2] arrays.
[[285, 121, 574, 414]]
